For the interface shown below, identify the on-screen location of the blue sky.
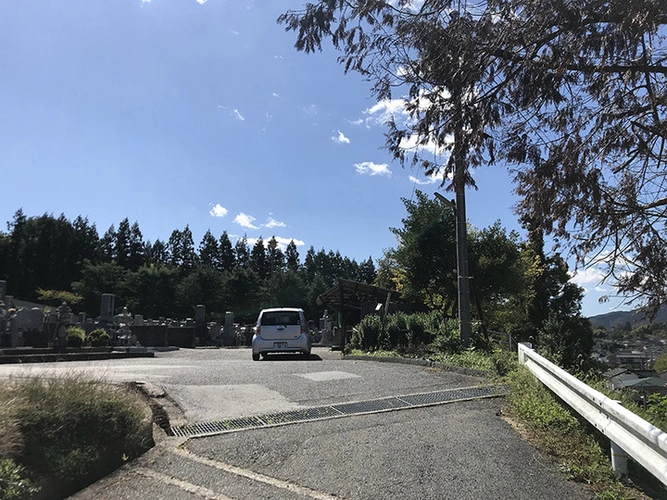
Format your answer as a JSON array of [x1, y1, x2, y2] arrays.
[[0, 0, 627, 317]]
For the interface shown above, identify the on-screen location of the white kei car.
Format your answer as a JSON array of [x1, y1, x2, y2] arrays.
[[251, 307, 311, 361]]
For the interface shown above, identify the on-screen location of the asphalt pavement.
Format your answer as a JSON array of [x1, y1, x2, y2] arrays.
[[0, 348, 593, 499]]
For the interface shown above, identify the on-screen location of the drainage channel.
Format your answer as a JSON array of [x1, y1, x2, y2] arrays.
[[171, 384, 507, 438]]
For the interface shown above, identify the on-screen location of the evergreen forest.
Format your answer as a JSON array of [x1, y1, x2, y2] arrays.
[[0, 190, 594, 367], [0, 208, 376, 323]]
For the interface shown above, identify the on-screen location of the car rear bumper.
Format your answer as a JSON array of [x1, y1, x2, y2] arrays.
[[252, 333, 311, 355]]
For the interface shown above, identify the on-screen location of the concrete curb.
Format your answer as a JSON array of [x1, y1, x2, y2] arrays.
[[130, 381, 187, 442], [342, 354, 493, 378], [0, 350, 155, 364]]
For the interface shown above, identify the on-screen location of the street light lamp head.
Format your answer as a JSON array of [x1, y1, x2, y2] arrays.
[[434, 192, 456, 210]]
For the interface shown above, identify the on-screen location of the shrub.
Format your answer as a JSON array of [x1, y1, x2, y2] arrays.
[[634, 393, 667, 432], [87, 328, 110, 348], [491, 349, 519, 377], [0, 458, 37, 500], [9, 375, 151, 497], [385, 312, 409, 348], [405, 313, 431, 346], [65, 326, 86, 348], [429, 318, 462, 354], [351, 314, 383, 351], [537, 313, 595, 371], [352, 311, 473, 354]]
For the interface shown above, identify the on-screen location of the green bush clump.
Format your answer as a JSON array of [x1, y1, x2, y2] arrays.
[[0, 375, 152, 498], [65, 326, 86, 348], [351, 311, 460, 354], [429, 318, 462, 354], [351, 314, 383, 351], [0, 458, 37, 500], [87, 328, 110, 348], [491, 349, 519, 377], [405, 313, 430, 346], [385, 312, 409, 349]]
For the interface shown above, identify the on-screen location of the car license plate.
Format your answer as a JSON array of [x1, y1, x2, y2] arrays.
[[274, 342, 287, 348]]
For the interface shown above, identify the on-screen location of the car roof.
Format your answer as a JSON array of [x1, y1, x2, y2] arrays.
[[259, 307, 304, 314]]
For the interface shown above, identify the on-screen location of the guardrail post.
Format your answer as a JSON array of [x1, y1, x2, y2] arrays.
[[518, 342, 532, 364], [610, 440, 628, 478], [610, 400, 629, 478]]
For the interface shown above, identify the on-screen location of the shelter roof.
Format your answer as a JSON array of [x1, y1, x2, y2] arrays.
[[316, 279, 397, 310]]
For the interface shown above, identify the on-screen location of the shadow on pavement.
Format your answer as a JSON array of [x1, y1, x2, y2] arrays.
[[261, 353, 323, 361]]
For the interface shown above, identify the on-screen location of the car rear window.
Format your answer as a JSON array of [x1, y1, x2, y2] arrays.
[[261, 312, 301, 326]]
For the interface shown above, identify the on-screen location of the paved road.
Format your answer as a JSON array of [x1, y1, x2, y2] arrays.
[[0, 348, 592, 499], [0, 348, 485, 422]]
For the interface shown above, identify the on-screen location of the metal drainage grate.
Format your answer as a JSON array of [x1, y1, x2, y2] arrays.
[[171, 384, 507, 438], [333, 397, 411, 415]]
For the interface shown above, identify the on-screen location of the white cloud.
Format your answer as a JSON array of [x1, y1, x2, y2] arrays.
[[264, 217, 286, 229], [196, 0, 207, 4], [272, 92, 282, 98], [141, 0, 151, 3], [332, 130, 350, 144], [274, 237, 305, 250], [399, 133, 452, 157], [388, 0, 425, 12], [209, 203, 228, 218], [233, 109, 245, 121], [570, 267, 605, 286], [246, 236, 305, 251], [409, 165, 451, 186], [363, 98, 409, 126], [234, 213, 258, 229], [355, 162, 392, 177], [409, 175, 438, 185]]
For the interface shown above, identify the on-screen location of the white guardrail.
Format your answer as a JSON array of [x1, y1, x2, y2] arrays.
[[518, 342, 667, 485]]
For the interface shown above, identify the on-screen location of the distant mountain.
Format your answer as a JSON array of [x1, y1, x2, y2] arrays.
[[588, 307, 667, 329]]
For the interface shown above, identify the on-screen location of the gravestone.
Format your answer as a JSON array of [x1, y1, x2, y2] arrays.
[[223, 311, 235, 346], [208, 322, 222, 343], [11, 308, 43, 348], [195, 305, 205, 324], [100, 294, 115, 322], [195, 305, 206, 343]]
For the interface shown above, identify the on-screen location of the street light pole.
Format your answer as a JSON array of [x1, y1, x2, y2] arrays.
[[435, 189, 472, 347]]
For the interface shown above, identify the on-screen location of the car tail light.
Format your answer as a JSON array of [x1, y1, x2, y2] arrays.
[[255, 325, 260, 336], [301, 323, 306, 334]]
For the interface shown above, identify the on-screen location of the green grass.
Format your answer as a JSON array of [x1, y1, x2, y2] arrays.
[[346, 348, 401, 358], [504, 366, 665, 499], [430, 349, 496, 372], [348, 346, 509, 374], [0, 374, 153, 499]]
